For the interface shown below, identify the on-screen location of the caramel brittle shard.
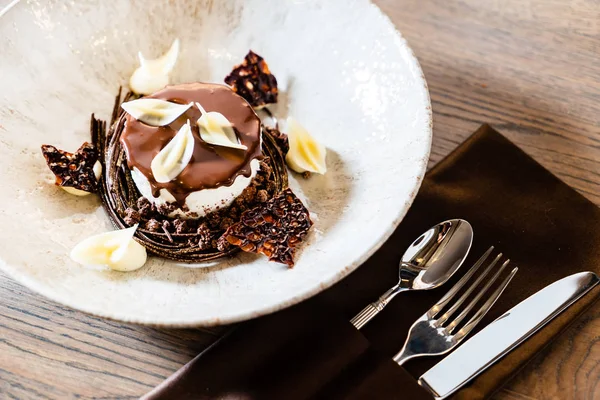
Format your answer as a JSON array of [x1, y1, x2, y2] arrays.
[[41, 142, 99, 192], [220, 188, 312, 267], [224, 50, 278, 108]]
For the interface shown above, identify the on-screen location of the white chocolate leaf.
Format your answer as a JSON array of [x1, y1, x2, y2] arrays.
[[70, 225, 147, 272], [151, 120, 195, 183], [129, 38, 180, 95], [285, 117, 327, 174], [195, 102, 247, 150], [121, 99, 192, 127], [61, 161, 102, 196]]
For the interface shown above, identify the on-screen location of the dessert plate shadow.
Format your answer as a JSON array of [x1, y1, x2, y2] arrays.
[[0, 0, 431, 326]]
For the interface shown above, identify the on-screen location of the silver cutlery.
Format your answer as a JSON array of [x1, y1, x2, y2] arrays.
[[393, 246, 518, 365], [419, 271, 599, 399], [350, 219, 473, 329]]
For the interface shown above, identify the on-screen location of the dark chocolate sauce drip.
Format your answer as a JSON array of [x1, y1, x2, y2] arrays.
[[120, 83, 262, 205]]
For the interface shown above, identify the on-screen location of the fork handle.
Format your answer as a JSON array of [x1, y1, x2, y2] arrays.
[[393, 346, 416, 366], [350, 286, 405, 329]]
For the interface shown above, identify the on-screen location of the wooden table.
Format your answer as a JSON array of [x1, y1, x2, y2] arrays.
[[2, 1, 600, 398]]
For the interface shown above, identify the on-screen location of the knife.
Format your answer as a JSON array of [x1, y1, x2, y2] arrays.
[[418, 271, 599, 399]]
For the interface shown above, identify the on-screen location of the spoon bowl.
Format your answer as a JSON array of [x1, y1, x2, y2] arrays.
[[400, 219, 473, 290], [350, 219, 473, 329]]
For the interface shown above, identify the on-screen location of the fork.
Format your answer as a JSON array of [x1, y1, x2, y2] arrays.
[[393, 246, 518, 365]]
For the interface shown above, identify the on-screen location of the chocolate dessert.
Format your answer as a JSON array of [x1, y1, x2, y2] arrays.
[[43, 49, 321, 270], [95, 83, 290, 263]]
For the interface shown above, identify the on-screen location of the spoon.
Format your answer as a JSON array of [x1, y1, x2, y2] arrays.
[[350, 219, 473, 329]]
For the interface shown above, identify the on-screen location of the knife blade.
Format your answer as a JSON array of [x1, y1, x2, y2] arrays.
[[418, 271, 599, 400]]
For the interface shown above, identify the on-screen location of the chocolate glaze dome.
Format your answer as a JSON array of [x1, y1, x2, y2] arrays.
[[120, 82, 262, 205]]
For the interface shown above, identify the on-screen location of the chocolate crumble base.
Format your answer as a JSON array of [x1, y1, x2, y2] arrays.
[[119, 158, 279, 254], [263, 125, 289, 156]]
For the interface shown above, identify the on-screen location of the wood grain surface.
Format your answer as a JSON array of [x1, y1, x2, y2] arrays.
[[2, 0, 600, 399]]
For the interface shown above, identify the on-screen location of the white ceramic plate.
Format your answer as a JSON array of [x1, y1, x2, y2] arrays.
[[0, 0, 431, 326]]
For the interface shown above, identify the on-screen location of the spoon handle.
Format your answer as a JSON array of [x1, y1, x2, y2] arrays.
[[350, 285, 404, 329], [350, 303, 382, 329]]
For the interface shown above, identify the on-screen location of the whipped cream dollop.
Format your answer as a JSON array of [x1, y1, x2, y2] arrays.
[[130, 39, 179, 95], [121, 98, 192, 127], [285, 117, 327, 175], [195, 102, 247, 150], [150, 120, 195, 183], [70, 225, 147, 272], [62, 161, 102, 196]]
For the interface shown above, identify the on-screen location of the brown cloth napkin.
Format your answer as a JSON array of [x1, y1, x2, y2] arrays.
[[144, 124, 600, 400], [143, 298, 430, 400]]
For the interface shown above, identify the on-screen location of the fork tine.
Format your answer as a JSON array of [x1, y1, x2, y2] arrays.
[[428, 246, 494, 319], [452, 266, 518, 341], [447, 264, 518, 340], [435, 252, 502, 326], [444, 259, 511, 333]]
